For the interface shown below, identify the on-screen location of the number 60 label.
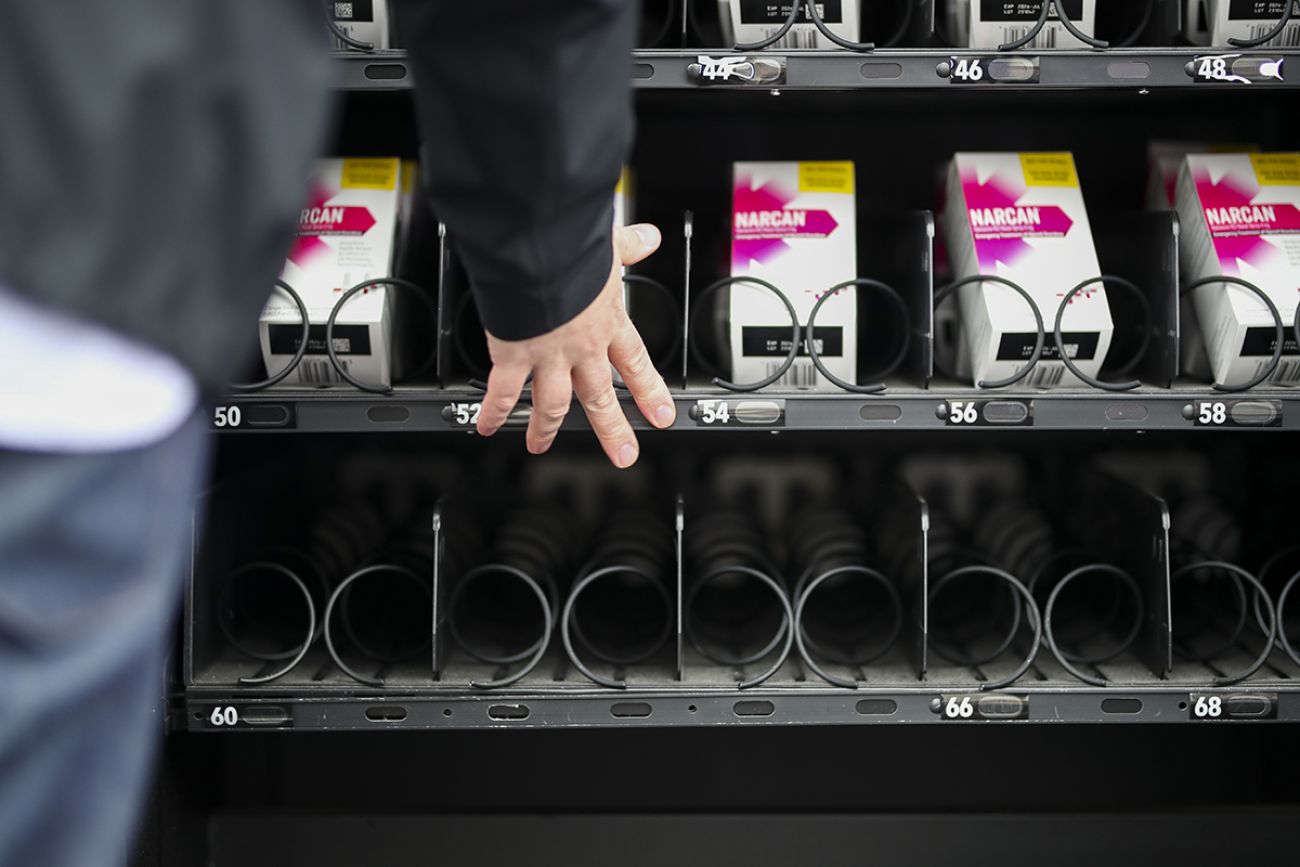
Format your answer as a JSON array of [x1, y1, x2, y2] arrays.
[[208, 706, 240, 727]]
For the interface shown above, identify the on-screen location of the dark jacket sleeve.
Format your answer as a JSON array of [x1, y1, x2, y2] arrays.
[[392, 0, 636, 341]]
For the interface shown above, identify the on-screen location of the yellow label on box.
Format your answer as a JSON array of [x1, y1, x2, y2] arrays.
[[1251, 153, 1300, 186], [1020, 152, 1079, 187], [799, 161, 855, 194], [341, 158, 399, 190]]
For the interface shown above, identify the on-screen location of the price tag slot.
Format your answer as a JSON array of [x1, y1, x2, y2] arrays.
[[936, 694, 1029, 721], [1188, 693, 1277, 721], [687, 55, 786, 86], [443, 401, 483, 428], [941, 56, 1041, 85], [689, 399, 785, 428], [940, 400, 1034, 427], [211, 403, 295, 430], [199, 705, 292, 729], [1188, 54, 1286, 85], [1186, 400, 1282, 428]]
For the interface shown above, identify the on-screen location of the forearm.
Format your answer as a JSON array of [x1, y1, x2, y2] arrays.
[[394, 0, 637, 339]]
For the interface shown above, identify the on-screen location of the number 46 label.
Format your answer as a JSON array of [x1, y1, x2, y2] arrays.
[[951, 58, 985, 82]]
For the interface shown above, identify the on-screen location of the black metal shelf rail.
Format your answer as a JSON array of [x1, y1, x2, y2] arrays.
[[333, 46, 1300, 92], [182, 456, 1300, 730]]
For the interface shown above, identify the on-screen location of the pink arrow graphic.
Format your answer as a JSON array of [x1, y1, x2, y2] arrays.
[[288, 185, 378, 266], [732, 176, 840, 270], [962, 171, 1073, 271], [1194, 169, 1298, 275]]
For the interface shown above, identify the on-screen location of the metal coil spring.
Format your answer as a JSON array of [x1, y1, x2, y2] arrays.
[[785, 505, 903, 688], [217, 501, 393, 684], [324, 532, 437, 687], [683, 505, 793, 688], [1168, 496, 1277, 684], [973, 502, 1145, 686], [448, 504, 576, 688], [561, 509, 676, 688], [926, 509, 1042, 690]]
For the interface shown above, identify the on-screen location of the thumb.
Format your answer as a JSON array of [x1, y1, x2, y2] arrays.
[[616, 223, 661, 267]]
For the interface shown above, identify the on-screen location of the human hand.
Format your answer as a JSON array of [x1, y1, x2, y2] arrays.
[[475, 223, 677, 468]]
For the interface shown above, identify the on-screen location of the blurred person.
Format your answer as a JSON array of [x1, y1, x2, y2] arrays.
[[0, 1, 670, 864]]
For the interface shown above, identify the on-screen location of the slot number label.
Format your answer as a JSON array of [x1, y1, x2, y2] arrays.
[[1190, 695, 1223, 720], [944, 56, 1041, 85], [949, 57, 988, 82], [212, 406, 242, 429], [695, 399, 731, 425], [446, 402, 482, 427], [206, 706, 240, 728], [943, 696, 976, 718], [1196, 401, 1229, 426], [943, 400, 1033, 427], [937, 694, 1029, 721], [1191, 400, 1281, 428]]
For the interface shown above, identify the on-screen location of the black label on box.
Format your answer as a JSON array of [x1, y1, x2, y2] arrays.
[[332, 1, 375, 22], [1240, 326, 1300, 356], [1228, 0, 1298, 19], [996, 331, 1098, 361], [269, 324, 372, 356], [739, 1, 843, 24], [742, 326, 842, 357], [980, 0, 1084, 20]]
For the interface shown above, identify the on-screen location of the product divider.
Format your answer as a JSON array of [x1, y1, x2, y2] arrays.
[[1058, 468, 1175, 683], [1089, 211, 1180, 390]]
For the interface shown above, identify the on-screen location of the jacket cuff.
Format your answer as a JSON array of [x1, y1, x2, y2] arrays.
[[469, 227, 614, 342]]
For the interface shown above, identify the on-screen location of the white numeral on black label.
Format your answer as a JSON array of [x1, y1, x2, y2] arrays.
[[449, 403, 482, 426], [944, 696, 975, 719], [1193, 696, 1223, 719], [697, 400, 731, 425], [213, 406, 242, 428], [209, 706, 239, 727], [952, 58, 985, 81], [949, 401, 979, 425], [1198, 402, 1227, 425]]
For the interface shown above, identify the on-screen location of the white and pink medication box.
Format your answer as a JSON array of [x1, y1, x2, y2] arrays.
[[720, 1, 860, 50], [1206, 1, 1300, 50], [730, 161, 857, 389], [1176, 152, 1300, 385], [956, 0, 1097, 49], [943, 152, 1110, 388], [260, 157, 402, 387]]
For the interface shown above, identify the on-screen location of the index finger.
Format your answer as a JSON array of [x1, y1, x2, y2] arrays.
[[477, 363, 529, 437]]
